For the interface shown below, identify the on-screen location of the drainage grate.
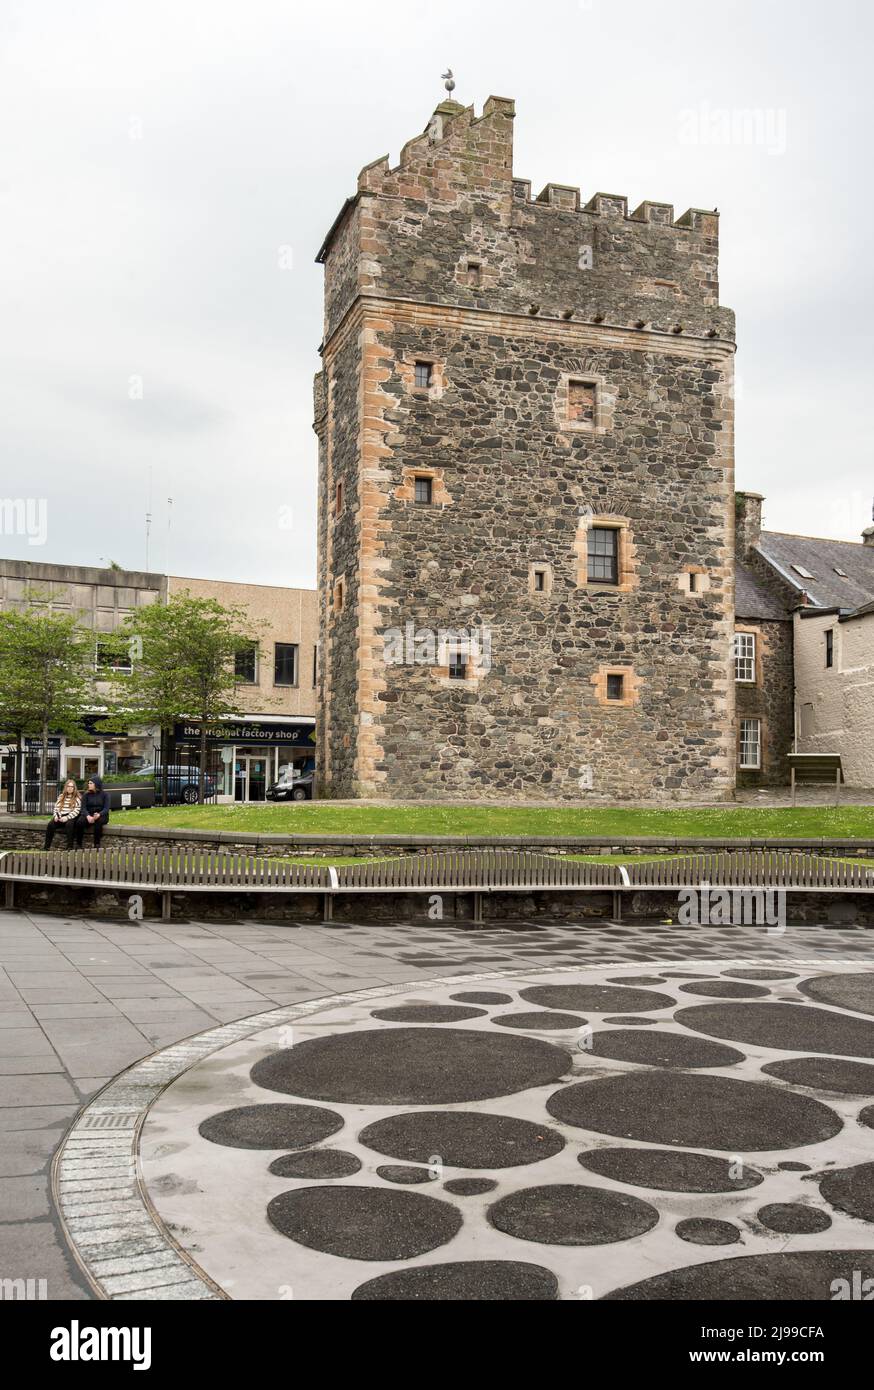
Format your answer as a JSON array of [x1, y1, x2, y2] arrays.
[[79, 1112, 139, 1130]]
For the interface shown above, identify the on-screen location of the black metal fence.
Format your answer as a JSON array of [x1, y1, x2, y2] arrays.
[[3, 744, 221, 815]]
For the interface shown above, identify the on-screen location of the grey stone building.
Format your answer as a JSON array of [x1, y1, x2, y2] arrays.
[[733, 492, 874, 787], [314, 95, 737, 801]]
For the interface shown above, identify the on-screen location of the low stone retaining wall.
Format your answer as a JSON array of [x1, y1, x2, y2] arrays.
[[7, 880, 874, 927], [3, 818, 874, 858]]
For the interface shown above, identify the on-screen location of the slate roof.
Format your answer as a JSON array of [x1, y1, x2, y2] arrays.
[[735, 562, 789, 621], [756, 531, 874, 613]]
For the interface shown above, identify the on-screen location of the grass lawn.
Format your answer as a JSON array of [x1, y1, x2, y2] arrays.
[[113, 802, 874, 838]]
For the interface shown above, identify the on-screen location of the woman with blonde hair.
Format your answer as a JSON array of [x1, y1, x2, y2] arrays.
[[44, 779, 81, 850]]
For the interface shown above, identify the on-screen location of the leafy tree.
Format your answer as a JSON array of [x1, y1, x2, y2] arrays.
[[0, 603, 95, 812], [112, 592, 266, 802]]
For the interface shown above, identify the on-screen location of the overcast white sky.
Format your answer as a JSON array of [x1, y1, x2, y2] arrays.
[[2, 0, 872, 586]]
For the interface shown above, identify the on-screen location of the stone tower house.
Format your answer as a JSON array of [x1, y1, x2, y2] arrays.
[[314, 96, 736, 800]]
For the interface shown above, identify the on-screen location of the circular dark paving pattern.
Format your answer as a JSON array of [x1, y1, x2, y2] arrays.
[[757, 1203, 831, 1234], [449, 992, 513, 1005], [352, 1260, 559, 1301], [819, 1162, 874, 1224], [444, 1178, 497, 1196], [578, 1147, 763, 1193], [674, 1001, 874, 1058], [488, 1183, 658, 1246], [199, 1103, 343, 1151], [251, 1028, 571, 1106], [602, 1016, 657, 1026], [778, 1161, 811, 1171], [587, 1029, 744, 1069], [493, 1011, 585, 1031], [676, 1218, 740, 1245], [723, 969, 797, 981], [268, 1185, 461, 1260], [799, 972, 874, 1017], [520, 984, 674, 1013], [370, 1004, 487, 1023], [604, 1251, 874, 1301], [268, 1149, 361, 1179], [376, 1165, 436, 1185], [761, 1056, 874, 1095], [359, 1110, 565, 1169], [678, 980, 770, 999], [546, 1072, 841, 1151], [859, 1105, 874, 1129]]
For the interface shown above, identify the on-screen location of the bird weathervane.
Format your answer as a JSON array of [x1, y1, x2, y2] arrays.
[[442, 68, 456, 98]]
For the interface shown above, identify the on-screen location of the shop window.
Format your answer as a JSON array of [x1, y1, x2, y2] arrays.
[[274, 643, 298, 687], [734, 632, 756, 683], [414, 476, 433, 505], [739, 718, 761, 769], [235, 645, 258, 684], [587, 528, 619, 585]]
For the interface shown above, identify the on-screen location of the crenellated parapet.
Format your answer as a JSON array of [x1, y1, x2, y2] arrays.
[[317, 95, 733, 344]]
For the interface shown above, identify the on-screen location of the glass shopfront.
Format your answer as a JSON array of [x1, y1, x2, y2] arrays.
[[173, 719, 316, 803]]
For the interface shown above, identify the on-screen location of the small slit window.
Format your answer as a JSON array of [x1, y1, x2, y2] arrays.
[[568, 379, 597, 424], [335, 480, 343, 515], [466, 261, 482, 286], [414, 361, 433, 390], [448, 649, 467, 681], [414, 476, 433, 506], [334, 579, 344, 613], [825, 629, 834, 669], [533, 568, 547, 592], [606, 673, 624, 701]]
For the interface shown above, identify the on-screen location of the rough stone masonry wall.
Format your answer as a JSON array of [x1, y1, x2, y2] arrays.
[[317, 95, 736, 799]]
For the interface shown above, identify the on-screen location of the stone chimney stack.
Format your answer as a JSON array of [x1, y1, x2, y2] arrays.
[[735, 491, 764, 558]]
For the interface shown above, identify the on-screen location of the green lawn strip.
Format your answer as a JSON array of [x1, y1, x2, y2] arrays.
[[113, 803, 874, 838]]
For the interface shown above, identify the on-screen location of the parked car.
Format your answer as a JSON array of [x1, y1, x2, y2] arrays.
[[132, 764, 217, 805], [266, 770, 314, 802]]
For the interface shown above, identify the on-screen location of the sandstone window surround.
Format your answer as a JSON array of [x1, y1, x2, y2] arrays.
[[333, 575, 346, 615], [459, 258, 483, 287], [394, 467, 453, 507], [739, 717, 762, 769], [334, 479, 344, 517], [591, 664, 640, 709], [574, 513, 638, 593], [431, 635, 487, 688], [734, 629, 758, 684], [557, 372, 613, 435], [398, 355, 447, 397], [528, 562, 554, 596]]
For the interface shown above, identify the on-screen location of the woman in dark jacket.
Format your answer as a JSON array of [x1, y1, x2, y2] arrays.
[[75, 776, 110, 848]]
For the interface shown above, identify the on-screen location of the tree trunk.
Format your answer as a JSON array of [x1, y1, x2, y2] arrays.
[[198, 725, 207, 804], [160, 726, 169, 806], [39, 721, 49, 816], [14, 730, 23, 814]]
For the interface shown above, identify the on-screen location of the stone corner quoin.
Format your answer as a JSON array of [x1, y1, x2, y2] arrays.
[[312, 94, 737, 803]]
